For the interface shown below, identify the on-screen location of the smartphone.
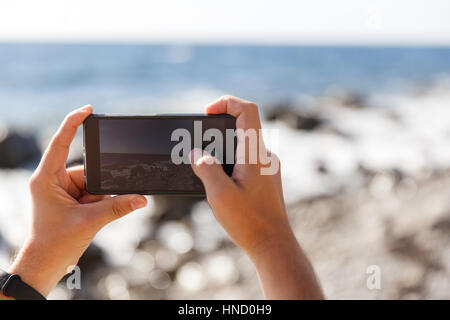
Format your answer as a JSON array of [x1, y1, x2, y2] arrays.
[[83, 114, 236, 195]]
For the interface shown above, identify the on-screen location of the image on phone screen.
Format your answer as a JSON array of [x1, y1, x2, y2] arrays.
[[83, 115, 236, 195]]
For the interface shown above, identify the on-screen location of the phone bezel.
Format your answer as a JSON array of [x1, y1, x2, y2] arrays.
[[83, 113, 236, 196]]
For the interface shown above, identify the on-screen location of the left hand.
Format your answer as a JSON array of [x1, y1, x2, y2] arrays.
[[7, 105, 147, 297]]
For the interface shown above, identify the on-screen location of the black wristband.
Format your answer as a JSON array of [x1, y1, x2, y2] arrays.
[[0, 269, 46, 300]]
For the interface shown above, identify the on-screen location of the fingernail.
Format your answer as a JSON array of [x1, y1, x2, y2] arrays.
[[131, 197, 146, 210]]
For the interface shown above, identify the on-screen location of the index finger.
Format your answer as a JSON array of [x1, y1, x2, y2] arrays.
[[205, 95, 262, 131], [205, 95, 266, 167], [39, 105, 93, 174]]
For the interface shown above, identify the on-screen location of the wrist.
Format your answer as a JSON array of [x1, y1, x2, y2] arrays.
[[246, 227, 299, 263], [8, 238, 71, 297]]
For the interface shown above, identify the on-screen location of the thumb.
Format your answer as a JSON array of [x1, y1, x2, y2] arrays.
[[89, 194, 147, 224], [190, 149, 235, 197]]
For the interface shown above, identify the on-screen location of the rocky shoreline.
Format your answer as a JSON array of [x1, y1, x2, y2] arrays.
[[1, 80, 450, 299]]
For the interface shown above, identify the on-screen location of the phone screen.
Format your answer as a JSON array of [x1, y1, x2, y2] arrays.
[[84, 115, 236, 195]]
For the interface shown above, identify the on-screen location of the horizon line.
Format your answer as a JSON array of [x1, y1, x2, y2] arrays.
[[1, 40, 450, 48]]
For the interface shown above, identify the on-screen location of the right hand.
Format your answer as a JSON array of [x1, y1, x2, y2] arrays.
[[191, 95, 324, 299], [191, 95, 291, 257]]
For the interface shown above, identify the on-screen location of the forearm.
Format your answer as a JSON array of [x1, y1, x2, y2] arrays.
[[249, 233, 324, 300]]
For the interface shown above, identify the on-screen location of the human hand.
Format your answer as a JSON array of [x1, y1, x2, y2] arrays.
[[7, 105, 147, 297], [191, 96, 323, 299]]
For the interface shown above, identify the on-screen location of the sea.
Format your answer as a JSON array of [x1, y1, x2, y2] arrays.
[[1, 43, 450, 130]]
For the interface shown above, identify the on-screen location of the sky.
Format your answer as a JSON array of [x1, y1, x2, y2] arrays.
[[0, 0, 449, 45], [100, 119, 193, 154]]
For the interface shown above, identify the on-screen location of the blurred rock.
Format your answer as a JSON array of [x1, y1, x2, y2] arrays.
[[59, 243, 110, 300], [152, 196, 203, 224], [432, 214, 450, 234], [0, 127, 41, 168], [265, 104, 323, 130], [316, 161, 328, 174], [321, 88, 367, 109], [77, 243, 108, 272]]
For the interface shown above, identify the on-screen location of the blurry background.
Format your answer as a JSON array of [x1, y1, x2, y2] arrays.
[[1, 0, 450, 299]]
